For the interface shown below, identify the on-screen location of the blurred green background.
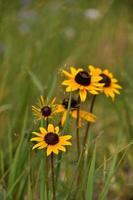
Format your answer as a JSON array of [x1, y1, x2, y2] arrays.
[[0, 0, 133, 199]]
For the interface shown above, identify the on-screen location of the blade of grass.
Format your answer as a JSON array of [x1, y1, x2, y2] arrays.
[[28, 70, 44, 93], [6, 170, 25, 199], [16, 173, 27, 200], [86, 142, 97, 200], [98, 153, 117, 200], [46, 72, 57, 102], [8, 108, 29, 196], [0, 150, 4, 176], [65, 149, 84, 200]]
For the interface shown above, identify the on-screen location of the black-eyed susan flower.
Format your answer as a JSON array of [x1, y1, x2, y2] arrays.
[[55, 98, 96, 126], [62, 66, 103, 102], [89, 65, 122, 100], [31, 124, 72, 156], [32, 96, 57, 121]]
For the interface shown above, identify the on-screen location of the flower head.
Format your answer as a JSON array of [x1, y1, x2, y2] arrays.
[[62, 66, 103, 102], [31, 124, 72, 156], [89, 65, 122, 100], [32, 96, 57, 121], [55, 98, 96, 126]]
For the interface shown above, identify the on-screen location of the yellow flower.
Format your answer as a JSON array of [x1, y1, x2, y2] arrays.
[[31, 124, 72, 156], [55, 98, 96, 126], [89, 65, 122, 100], [62, 66, 103, 102], [32, 96, 57, 121]]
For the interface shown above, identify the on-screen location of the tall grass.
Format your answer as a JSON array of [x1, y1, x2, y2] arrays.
[[0, 0, 133, 199]]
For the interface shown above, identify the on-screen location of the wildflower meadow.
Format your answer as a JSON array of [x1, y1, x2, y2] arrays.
[[0, 0, 133, 200]]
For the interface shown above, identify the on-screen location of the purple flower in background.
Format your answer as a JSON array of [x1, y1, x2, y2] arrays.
[[17, 9, 39, 22], [20, 0, 32, 7]]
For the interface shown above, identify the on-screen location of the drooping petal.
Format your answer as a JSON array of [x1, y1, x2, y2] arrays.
[[79, 89, 87, 102], [38, 142, 47, 149], [61, 111, 67, 126], [47, 145, 53, 156], [52, 147, 59, 154], [79, 110, 96, 122], [89, 90, 99, 95], [32, 142, 44, 150], [55, 104, 65, 113]]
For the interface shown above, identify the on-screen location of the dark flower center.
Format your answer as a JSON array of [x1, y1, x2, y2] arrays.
[[45, 132, 59, 145], [41, 106, 51, 117], [99, 74, 111, 87], [75, 71, 91, 86], [62, 98, 78, 109]]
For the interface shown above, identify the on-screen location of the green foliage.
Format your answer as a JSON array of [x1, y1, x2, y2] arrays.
[[0, 0, 133, 199]]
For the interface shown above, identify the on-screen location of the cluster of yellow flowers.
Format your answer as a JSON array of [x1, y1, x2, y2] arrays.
[[30, 65, 122, 156]]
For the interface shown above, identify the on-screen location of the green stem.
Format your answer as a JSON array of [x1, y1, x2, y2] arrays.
[[45, 117, 49, 200], [83, 95, 96, 148], [46, 117, 49, 127], [45, 156, 49, 200], [51, 153, 56, 200], [76, 96, 81, 157]]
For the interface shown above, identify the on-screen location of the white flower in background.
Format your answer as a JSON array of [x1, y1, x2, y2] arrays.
[[64, 27, 76, 39], [84, 8, 102, 20]]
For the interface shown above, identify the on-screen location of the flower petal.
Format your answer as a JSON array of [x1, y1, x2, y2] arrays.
[[55, 126, 59, 134], [52, 147, 59, 154], [55, 104, 65, 113], [57, 145, 66, 152], [32, 132, 43, 137], [61, 111, 67, 126], [40, 95, 45, 105], [62, 70, 73, 78], [60, 135, 72, 140], [48, 124, 54, 132], [70, 67, 77, 75], [79, 89, 87, 102], [38, 142, 47, 149], [47, 145, 53, 156], [30, 137, 43, 142], [32, 142, 44, 150], [39, 127, 47, 135]]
